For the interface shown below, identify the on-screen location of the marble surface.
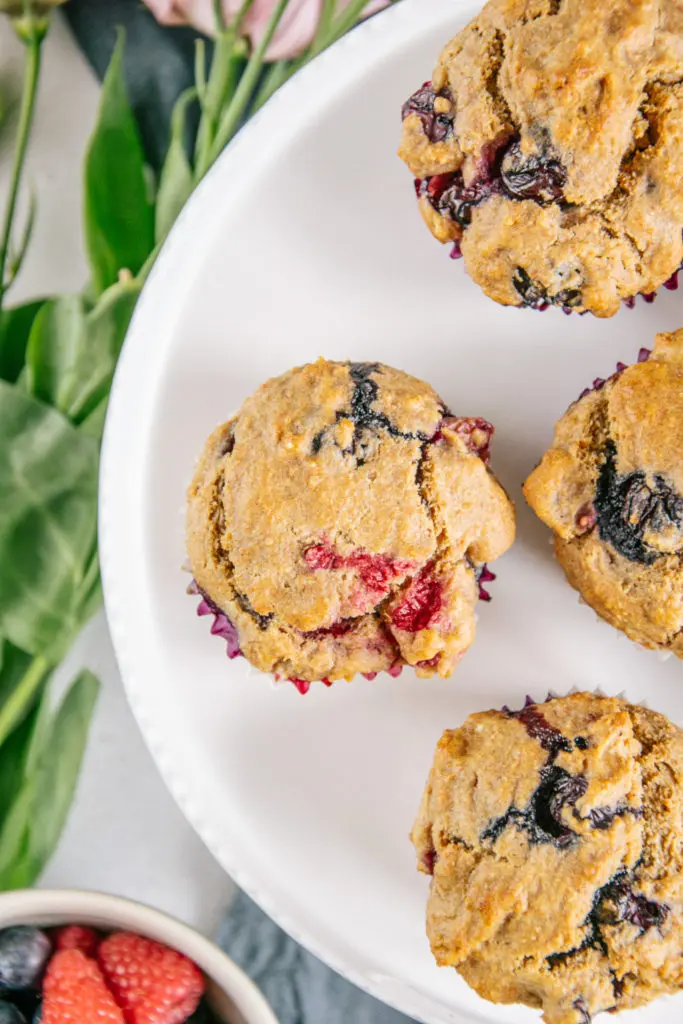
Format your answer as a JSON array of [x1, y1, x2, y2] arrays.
[[0, 13, 233, 935]]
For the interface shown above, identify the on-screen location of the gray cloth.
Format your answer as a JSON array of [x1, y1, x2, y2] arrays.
[[218, 891, 415, 1024]]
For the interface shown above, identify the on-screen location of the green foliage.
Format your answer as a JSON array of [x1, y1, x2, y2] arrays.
[[0, 0, 380, 889], [0, 383, 99, 658], [155, 88, 197, 245], [0, 671, 99, 889], [83, 31, 155, 296]]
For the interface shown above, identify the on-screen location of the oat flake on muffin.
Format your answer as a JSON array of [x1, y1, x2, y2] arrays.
[[524, 329, 683, 656], [186, 359, 515, 686], [412, 692, 683, 1023], [399, 0, 683, 317]]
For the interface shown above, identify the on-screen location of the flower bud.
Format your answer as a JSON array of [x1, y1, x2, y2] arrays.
[[1, 0, 67, 43], [0, 0, 66, 11]]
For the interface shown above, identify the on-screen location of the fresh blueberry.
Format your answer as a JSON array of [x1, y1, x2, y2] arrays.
[[0, 930, 50, 992], [0, 1004, 27, 1024], [4, 992, 39, 1022]]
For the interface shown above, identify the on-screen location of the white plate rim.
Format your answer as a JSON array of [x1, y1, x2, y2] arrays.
[[99, 1, 481, 1021]]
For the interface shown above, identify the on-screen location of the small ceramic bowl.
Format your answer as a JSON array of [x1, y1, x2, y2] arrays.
[[0, 889, 277, 1024]]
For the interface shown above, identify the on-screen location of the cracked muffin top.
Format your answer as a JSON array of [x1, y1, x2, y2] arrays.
[[399, 0, 683, 317], [186, 359, 515, 686], [523, 329, 683, 656], [412, 692, 683, 1024]]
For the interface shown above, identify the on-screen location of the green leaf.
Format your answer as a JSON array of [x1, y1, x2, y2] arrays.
[[0, 669, 98, 890], [25, 669, 98, 873], [0, 383, 99, 656], [78, 396, 108, 441], [156, 88, 197, 245], [0, 699, 41, 838], [26, 278, 140, 425], [83, 31, 154, 295], [0, 299, 45, 384], [25, 295, 87, 411], [0, 781, 33, 890]]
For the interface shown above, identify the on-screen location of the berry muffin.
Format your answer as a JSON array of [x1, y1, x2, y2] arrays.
[[399, 0, 683, 317], [186, 359, 515, 688], [523, 329, 683, 657], [412, 692, 683, 1023]]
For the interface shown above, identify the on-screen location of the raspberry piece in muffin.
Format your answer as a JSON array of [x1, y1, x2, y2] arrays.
[[399, 0, 683, 317], [412, 692, 683, 1023], [523, 329, 683, 657], [186, 359, 515, 685]]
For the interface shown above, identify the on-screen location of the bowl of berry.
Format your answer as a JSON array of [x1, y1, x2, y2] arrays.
[[0, 889, 277, 1024]]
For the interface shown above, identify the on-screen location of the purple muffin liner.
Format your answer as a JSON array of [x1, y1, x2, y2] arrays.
[[187, 559, 496, 693], [577, 346, 651, 402]]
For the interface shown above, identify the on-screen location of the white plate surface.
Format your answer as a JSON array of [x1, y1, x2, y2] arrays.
[[100, 2, 683, 1021]]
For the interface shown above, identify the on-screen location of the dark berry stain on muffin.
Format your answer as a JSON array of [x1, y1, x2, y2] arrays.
[[595, 874, 669, 933], [416, 134, 566, 233], [422, 847, 437, 874], [512, 266, 582, 312], [595, 441, 683, 565], [390, 563, 443, 632], [545, 868, 669, 992], [311, 363, 433, 457], [508, 704, 572, 758], [234, 590, 273, 630], [572, 997, 592, 1023], [586, 802, 642, 831], [401, 82, 455, 143], [482, 766, 587, 849], [500, 140, 566, 203], [304, 541, 414, 603], [531, 766, 588, 846]]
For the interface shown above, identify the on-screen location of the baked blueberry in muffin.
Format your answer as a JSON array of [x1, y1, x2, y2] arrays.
[[412, 692, 683, 1023], [186, 359, 515, 688], [399, 0, 683, 317], [524, 329, 683, 656]]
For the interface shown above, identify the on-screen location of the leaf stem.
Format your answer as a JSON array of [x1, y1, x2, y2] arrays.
[[0, 654, 48, 750], [0, 31, 42, 309]]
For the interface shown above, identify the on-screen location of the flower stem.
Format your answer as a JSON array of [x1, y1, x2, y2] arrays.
[[204, 0, 291, 172], [249, 59, 291, 115], [317, 0, 370, 50], [0, 30, 42, 309]]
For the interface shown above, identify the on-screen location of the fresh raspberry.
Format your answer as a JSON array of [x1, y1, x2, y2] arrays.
[[42, 949, 125, 1024], [54, 926, 99, 957], [98, 933, 204, 1024]]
